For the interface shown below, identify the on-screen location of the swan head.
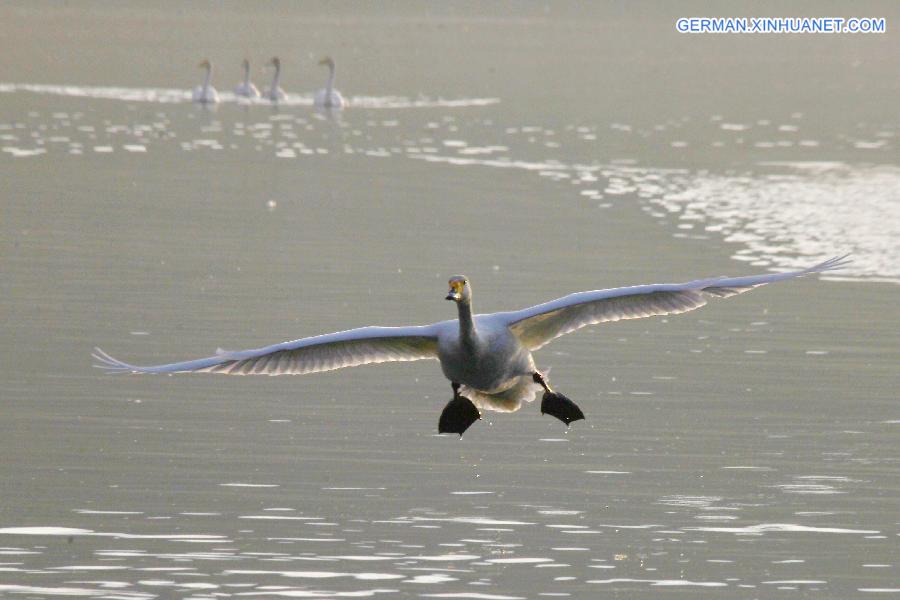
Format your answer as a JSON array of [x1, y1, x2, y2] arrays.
[[446, 276, 471, 303], [268, 56, 281, 69], [198, 59, 212, 71], [318, 56, 335, 70], [241, 58, 250, 70]]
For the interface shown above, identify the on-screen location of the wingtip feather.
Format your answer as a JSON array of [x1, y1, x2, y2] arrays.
[[92, 347, 140, 373], [808, 254, 852, 274]]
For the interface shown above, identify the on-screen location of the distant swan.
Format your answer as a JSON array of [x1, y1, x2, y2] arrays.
[[94, 257, 849, 436], [234, 59, 260, 98], [264, 57, 287, 102], [192, 59, 219, 104], [314, 56, 345, 108]]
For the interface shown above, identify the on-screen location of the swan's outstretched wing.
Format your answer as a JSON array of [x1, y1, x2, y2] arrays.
[[93, 324, 441, 375], [502, 256, 850, 351]]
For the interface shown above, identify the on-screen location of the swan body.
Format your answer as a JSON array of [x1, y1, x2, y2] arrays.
[[234, 59, 260, 98], [314, 56, 345, 108], [264, 57, 287, 102], [192, 59, 219, 104], [94, 256, 849, 433]]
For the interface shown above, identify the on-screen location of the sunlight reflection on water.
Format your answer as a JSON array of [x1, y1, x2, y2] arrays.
[[2, 86, 896, 283], [2, 51, 897, 598], [0, 82, 500, 109]]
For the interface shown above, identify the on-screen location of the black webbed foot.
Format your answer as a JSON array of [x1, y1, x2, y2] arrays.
[[541, 391, 585, 426], [439, 395, 481, 436]]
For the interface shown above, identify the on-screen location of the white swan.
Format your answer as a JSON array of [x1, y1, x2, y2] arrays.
[[314, 56, 345, 108], [264, 57, 287, 102], [234, 59, 260, 98], [94, 256, 849, 435], [192, 59, 219, 104]]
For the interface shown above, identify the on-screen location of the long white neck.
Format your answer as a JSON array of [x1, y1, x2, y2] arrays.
[[271, 64, 281, 91], [202, 66, 212, 91], [243, 63, 251, 86], [456, 300, 477, 348], [325, 63, 336, 96]]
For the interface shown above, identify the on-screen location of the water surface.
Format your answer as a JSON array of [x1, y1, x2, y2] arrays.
[[1, 3, 898, 598]]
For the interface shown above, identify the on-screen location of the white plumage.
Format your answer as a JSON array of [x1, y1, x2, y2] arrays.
[[264, 57, 287, 102], [234, 59, 260, 98], [94, 256, 848, 424], [192, 59, 219, 104], [314, 56, 345, 108]]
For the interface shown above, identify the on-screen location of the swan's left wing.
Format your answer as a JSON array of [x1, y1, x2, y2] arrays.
[[93, 324, 441, 376], [502, 256, 849, 351]]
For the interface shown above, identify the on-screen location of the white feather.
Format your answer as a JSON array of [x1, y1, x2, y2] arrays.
[[94, 256, 849, 412]]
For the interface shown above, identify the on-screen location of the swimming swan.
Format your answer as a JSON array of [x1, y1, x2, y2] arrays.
[[94, 256, 849, 436], [234, 59, 260, 98], [314, 56, 345, 108], [264, 57, 287, 102], [192, 59, 219, 104]]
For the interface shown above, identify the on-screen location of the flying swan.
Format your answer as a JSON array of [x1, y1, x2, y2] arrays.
[[192, 59, 219, 104], [94, 256, 849, 436]]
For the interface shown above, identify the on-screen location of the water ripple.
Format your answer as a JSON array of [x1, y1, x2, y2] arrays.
[[684, 523, 879, 535], [0, 82, 499, 109]]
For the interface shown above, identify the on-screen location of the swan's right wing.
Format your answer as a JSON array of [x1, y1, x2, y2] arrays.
[[93, 324, 441, 376]]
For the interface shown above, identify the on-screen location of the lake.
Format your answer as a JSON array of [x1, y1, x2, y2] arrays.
[[1, 3, 898, 598]]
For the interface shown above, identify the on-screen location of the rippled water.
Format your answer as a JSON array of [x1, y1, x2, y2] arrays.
[[3, 88, 896, 283], [0, 82, 501, 109], [1, 3, 898, 599]]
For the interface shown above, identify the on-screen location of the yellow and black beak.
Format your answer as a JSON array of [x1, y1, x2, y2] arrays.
[[446, 280, 464, 301]]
